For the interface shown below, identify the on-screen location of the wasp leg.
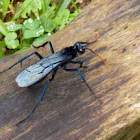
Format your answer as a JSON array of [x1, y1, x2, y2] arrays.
[[16, 68, 58, 126], [32, 41, 55, 54], [0, 52, 43, 74], [63, 64, 102, 104], [70, 60, 83, 67], [62, 65, 92, 93], [70, 60, 88, 68]]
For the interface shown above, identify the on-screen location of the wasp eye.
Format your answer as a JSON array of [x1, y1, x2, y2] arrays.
[[76, 43, 80, 46]]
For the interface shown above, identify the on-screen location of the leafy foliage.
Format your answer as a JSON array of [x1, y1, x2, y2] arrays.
[[0, 0, 80, 58], [13, 0, 42, 19], [7, 23, 22, 31], [5, 32, 19, 49]]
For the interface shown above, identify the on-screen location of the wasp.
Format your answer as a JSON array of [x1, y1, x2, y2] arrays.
[[0, 32, 109, 125]]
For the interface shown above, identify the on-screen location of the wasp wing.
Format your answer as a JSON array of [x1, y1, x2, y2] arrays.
[[16, 51, 72, 87]]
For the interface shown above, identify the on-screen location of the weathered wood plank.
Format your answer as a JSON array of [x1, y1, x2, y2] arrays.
[[0, 0, 140, 139]]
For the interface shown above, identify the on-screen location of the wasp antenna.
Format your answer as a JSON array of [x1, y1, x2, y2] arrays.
[[77, 32, 100, 46], [86, 48, 110, 70], [88, 32, 100, 44]]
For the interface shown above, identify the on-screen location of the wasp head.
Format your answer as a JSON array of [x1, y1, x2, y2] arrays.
[[74, 42, 88, 54]]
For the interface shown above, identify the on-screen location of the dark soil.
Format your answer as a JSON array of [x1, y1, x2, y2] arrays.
[[77, 0, 92, 9]]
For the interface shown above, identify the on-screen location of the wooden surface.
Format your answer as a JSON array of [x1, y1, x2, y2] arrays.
[[0, 0, 140, 139]]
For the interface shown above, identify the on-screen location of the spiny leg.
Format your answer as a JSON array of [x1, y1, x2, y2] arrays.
[[63, 65, 102, 104], [0, 52, 43, 74], [32, 41, 55, 54], [16, 68, 58, 125], [63, 65, 92, 93]]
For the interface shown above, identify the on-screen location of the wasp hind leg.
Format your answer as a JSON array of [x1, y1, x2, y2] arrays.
[[0, 52, 43, 74], [16, 68, 58, 126]]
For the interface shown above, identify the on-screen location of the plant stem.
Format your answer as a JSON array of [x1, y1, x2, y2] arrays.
[[71, 0, 80, 13]]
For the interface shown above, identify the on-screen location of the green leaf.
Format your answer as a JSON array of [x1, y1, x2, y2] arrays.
[[45, 0, 51, 8], [40, 0, 51, 13], [13, 0, 42, 19], [69, 10, 79, 21], [0, 47, 4, 58], [0, 41, 6, 57], [0, 0, 3, 8], [7, 23, 22, 31], [32, 34, 50, 46], [23, 18, 41, 30], [2, 0, 10, 19], [44, 19, 55, 32], [0, 19, 9, 36], [40, 5, 56, 22], [23, 26, 44, 39], [0, 32, 3, 40], [59, 23, 66, 30], [55, 0, 70, 15], [0, 41, 6, 47], [54, 9, 70, 25], [5, 32, 19, 49], [70, 0, 80, 13]]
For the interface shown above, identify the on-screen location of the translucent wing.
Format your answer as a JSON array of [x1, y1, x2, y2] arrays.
[[16, 51, 71, 87]]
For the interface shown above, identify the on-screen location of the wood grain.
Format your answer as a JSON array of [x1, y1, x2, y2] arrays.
[[0, 0, 140, 139]]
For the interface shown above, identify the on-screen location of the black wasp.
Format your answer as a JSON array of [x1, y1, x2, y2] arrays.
[[0, 32, 109, 125]]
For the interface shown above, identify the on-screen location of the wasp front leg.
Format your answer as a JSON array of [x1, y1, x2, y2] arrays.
[[32, 41, 55, 54]]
